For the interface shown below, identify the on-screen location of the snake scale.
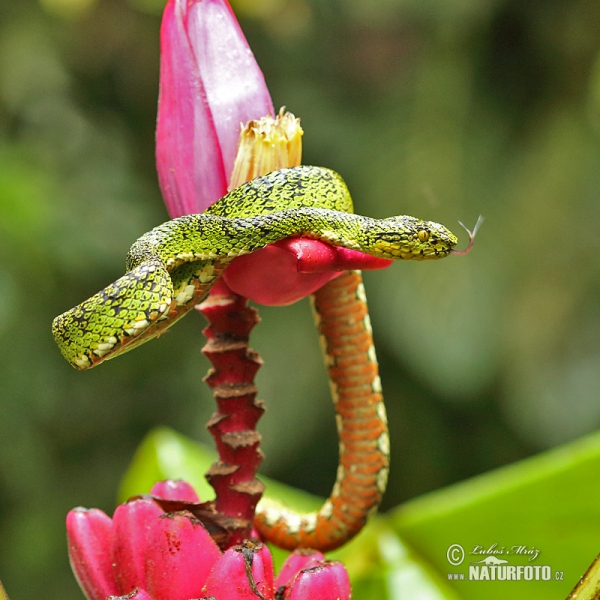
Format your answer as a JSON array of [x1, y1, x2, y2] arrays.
[[53, 165, 459, 550]]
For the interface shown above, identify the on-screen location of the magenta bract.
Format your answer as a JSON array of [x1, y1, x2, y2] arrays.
[[156, 0, 274, 217], [144, 511, 221, 600], [202, 543, 274, 600], [149, 480, 200, 503], [67, 508, 119, 600], [223, 239, 393, 306]]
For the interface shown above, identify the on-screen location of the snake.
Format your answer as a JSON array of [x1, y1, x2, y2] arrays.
[[52, 165, 461, 550]]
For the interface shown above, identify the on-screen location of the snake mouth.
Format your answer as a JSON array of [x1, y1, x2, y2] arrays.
[[450, 215, 484, 256]]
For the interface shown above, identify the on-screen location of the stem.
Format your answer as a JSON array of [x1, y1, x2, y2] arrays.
[[197, 281, 265, 547]]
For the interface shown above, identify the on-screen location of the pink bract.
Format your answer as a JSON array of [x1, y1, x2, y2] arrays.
[[203, 543, 274, 600], [223, 239, 392, 306], [156, 0, 274, 217], [67, 508, 119, 600]]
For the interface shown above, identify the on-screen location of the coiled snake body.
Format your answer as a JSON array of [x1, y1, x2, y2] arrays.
[[53, 165, 458, 550]]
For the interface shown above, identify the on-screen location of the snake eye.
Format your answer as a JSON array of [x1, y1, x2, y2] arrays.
[[417, 230, 429, 242]]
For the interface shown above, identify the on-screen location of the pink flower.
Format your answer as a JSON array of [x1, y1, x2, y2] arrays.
[[66, 480, 351, 600], [155, 0, 390, 307]]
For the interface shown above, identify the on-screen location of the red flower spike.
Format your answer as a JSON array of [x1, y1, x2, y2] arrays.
[[283, 564, 349, 600], [144, 510, 221, 600], [200, 291, 265, 543], [156, 0, 274, 217], [66, 508, 119, 600], [150, 480, 201, 503], [274, 549, 325, 589], [111, 498, 164, 594], [202, 542, 274, 600]]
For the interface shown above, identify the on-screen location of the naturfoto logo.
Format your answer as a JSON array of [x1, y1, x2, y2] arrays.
[[445, 543, 564, 583]]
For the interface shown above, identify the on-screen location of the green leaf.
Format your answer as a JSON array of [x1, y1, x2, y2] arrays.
[[118, 427, 216, 503], [336, 523, 461, 600], [391, 430, 600, 599]]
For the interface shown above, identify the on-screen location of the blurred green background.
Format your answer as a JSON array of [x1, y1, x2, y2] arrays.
[[1, 0, 600, 598]]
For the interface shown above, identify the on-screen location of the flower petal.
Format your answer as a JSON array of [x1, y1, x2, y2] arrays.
[[111, 498, 164, 594], [203, 542, 274, 600], [144, 510, 221, 600], [66, 508, 119, 600], [184, 0, 274, 184], [282, 239, 393, 273], [222, 245, 341, 306]]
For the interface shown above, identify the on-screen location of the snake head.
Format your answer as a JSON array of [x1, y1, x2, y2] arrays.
[[369, 216, 458, 260]]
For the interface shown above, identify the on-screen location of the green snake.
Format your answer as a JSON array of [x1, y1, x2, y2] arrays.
[[53, 165, 459, 549]]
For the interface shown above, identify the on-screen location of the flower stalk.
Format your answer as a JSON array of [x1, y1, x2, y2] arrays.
[[201, 289, 265, 545], [197, 111, 305, 542]]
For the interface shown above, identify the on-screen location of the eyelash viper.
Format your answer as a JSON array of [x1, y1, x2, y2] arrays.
[[52, 165, 460, 551]]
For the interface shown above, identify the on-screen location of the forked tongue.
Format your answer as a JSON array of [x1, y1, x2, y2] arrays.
[[450, 215, 484, 256]]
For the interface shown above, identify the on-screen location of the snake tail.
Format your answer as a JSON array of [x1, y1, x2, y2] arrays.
[[254, 271, 388, 551]]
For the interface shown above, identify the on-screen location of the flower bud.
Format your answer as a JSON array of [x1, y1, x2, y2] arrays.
[[144, 511, 221, 600], [326, 561, 351, 599], [202, 542, 274, 600], [282, 563, 351, 600], [274, 549, 325, 589], [108, 589, 154, 600], [111, 498, 164, 594], [150, 480, 200, 503], [66, 508, 119, 600]]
